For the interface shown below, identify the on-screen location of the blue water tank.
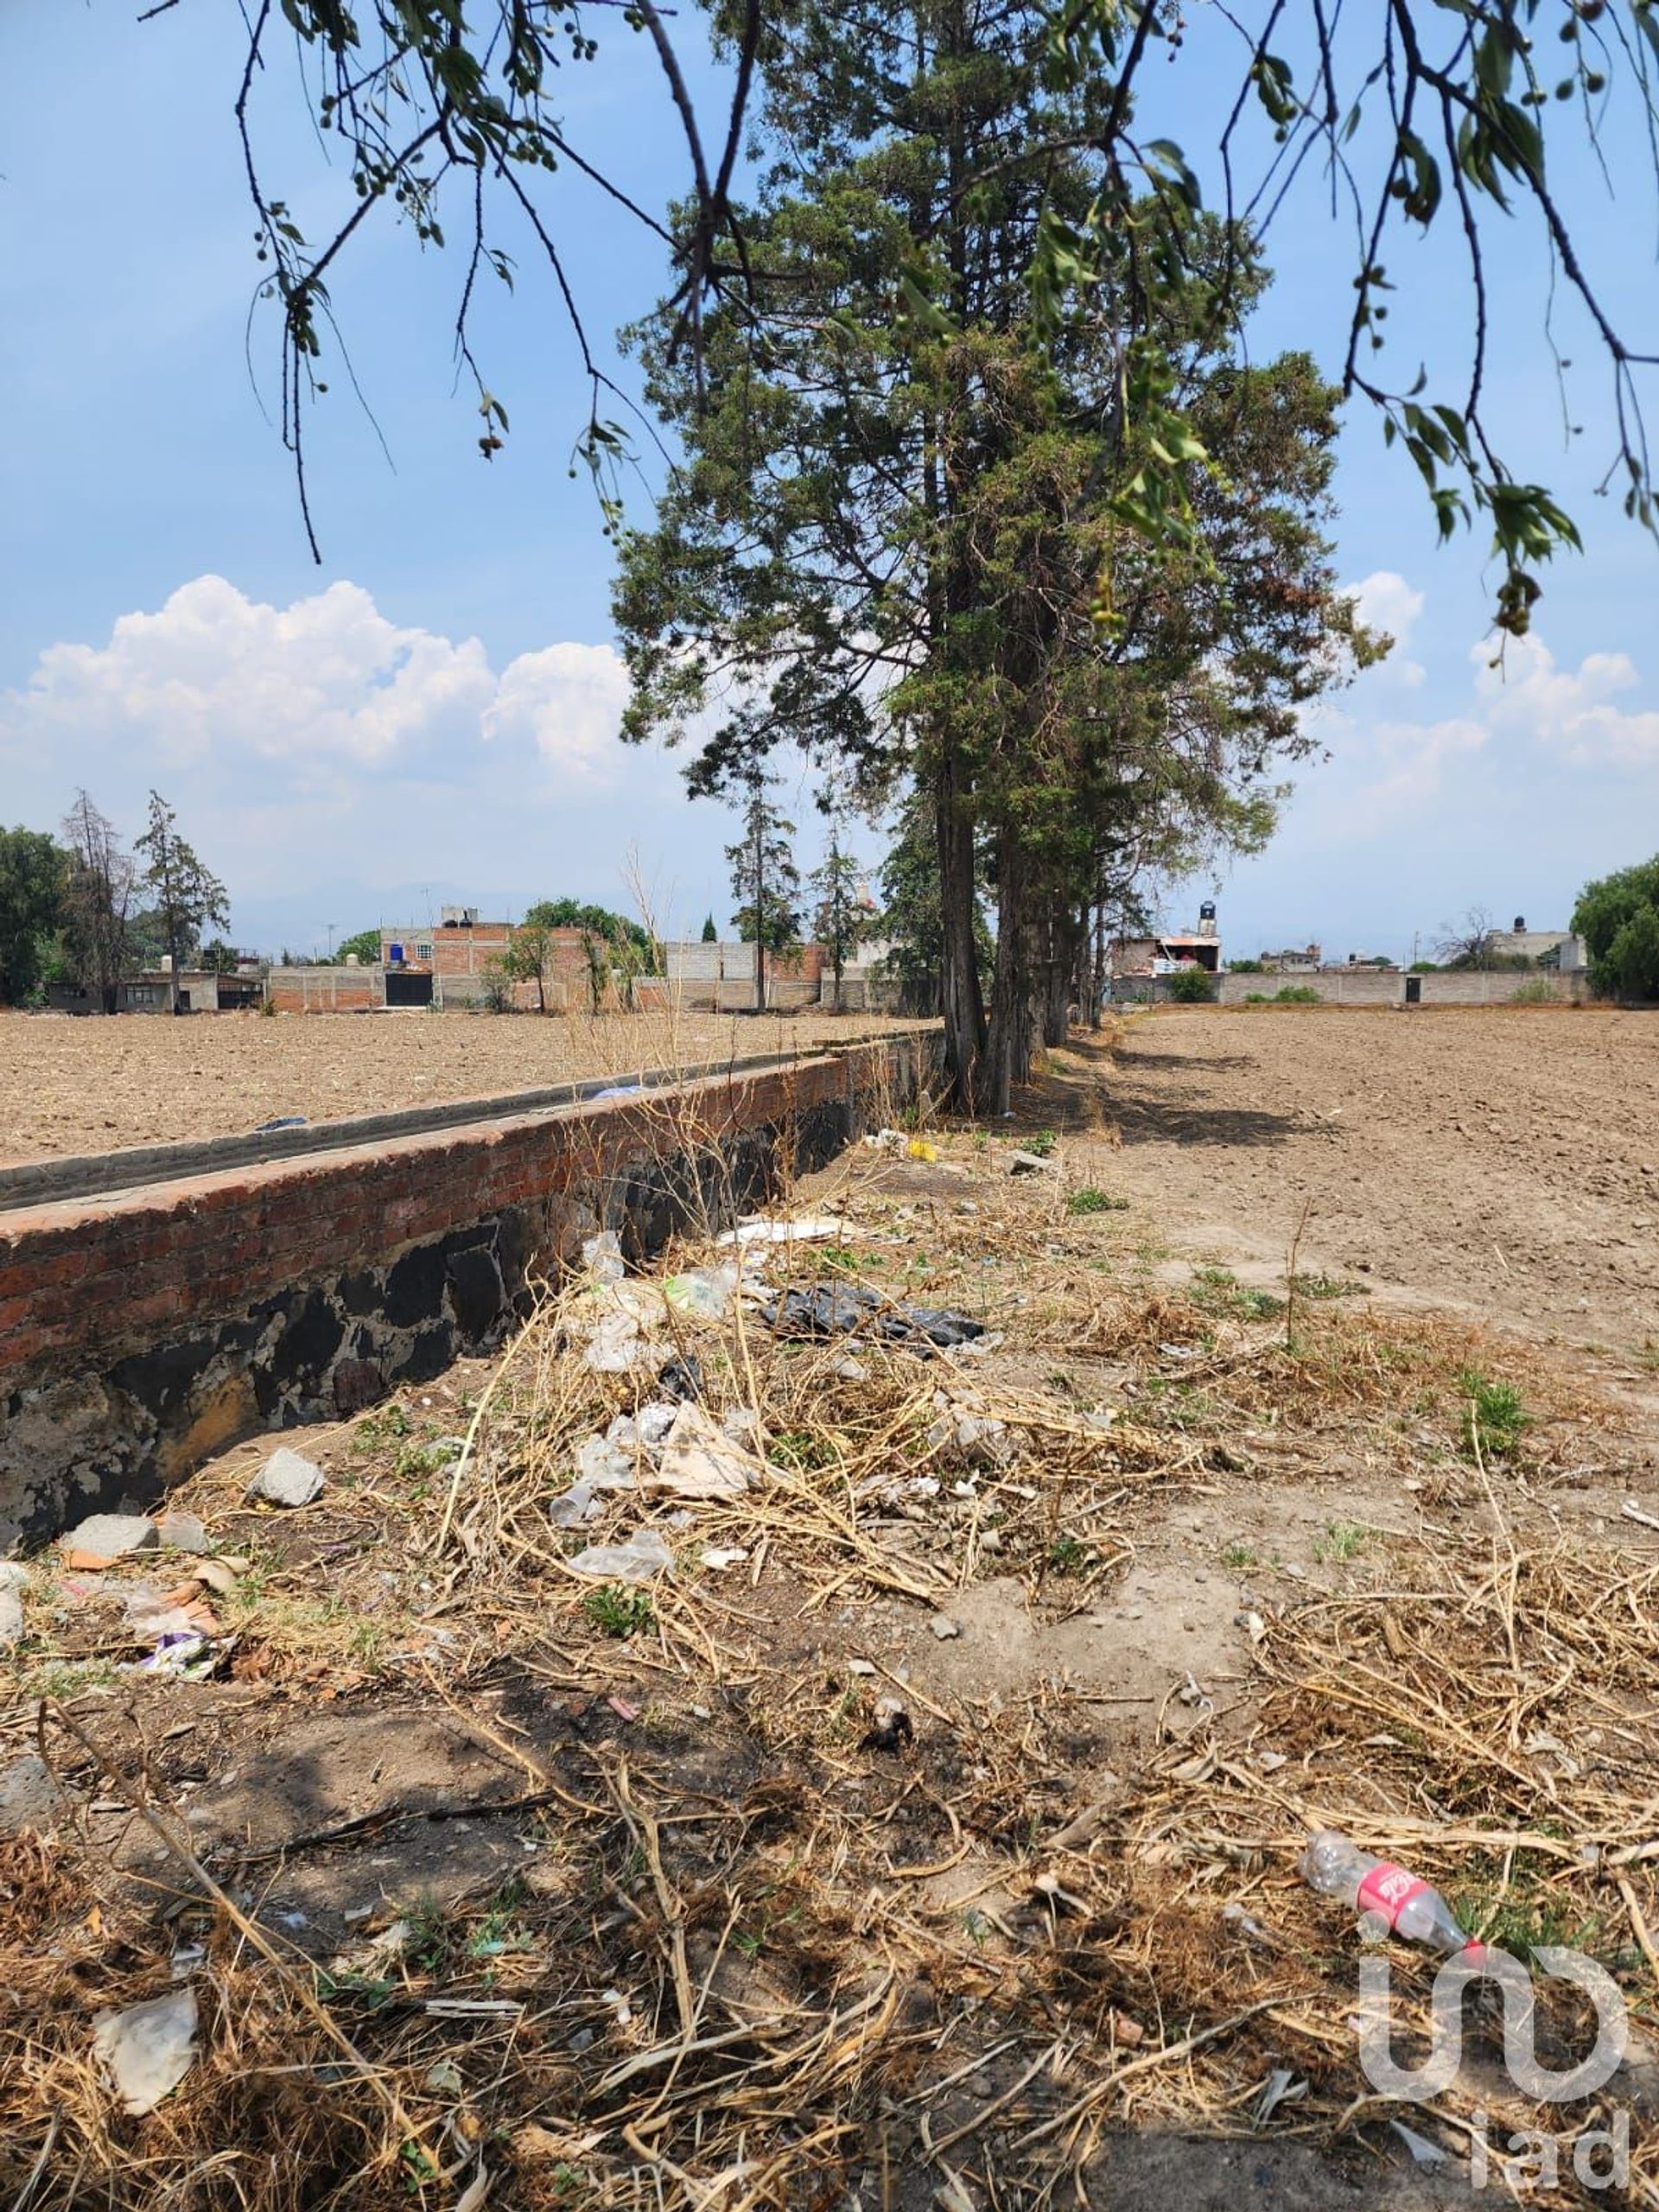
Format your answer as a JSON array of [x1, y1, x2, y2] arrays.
[[388, 942, 404, 966]]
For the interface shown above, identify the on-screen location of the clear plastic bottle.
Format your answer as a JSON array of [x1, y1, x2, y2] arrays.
[[1300, 1830, 1473, 1954]]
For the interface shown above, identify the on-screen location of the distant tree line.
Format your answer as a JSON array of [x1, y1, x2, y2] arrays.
[[0, 791, 229, 1012]]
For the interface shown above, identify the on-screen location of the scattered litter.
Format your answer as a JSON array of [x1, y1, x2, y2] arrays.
[[715, 1215, 848, 1249], [92, 1987, 198, 2115], [607, 1695, 640, 1723], [60, 1513, 159, 1565], [1622, 1498, 1659, 1535], [762, 1281, 984, 1351], [846, 1658, 877, 1677], [156, 1511, 209, 1554], [906, 1138, 939, 1162], [253, 1114, 307, 1132], [1237, 1610, 1267, 1644], [247, 1447, 325, 1508], [581, 1309, 658, 1374], [123, 1584, 222, 1645], [925, 1406, 1013, 1466], [591, 1083, 643, 1102], [128, 1632, 219, 1679], [423, 1999, 524, 2018], [1301, 1830, 1470, 1953], [930, 1615, 961, 1640], [1255, 1749, 1288, 1773], [1253, 2069, 1306, 2126], [188, 1559, 241, 1599], [657, 1354, 703, 1402], [0, 1562, 25, 1648], [662, 1264, 743, 1319], [1389, 2119, 1449, 2169], [860, 1696, 914, 1753], [565, 1529, 673, 1584], [581, 1230, 626, 1283], [424, 2058, 465, 2097], [652, 1402, 759, 1501], [700, 1546, 750, 1571], [1222, 1902, 1274, 1945]]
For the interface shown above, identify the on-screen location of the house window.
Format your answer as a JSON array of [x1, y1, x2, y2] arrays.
[[416, 942, 434, 961], [129, 986, 159, 1006]]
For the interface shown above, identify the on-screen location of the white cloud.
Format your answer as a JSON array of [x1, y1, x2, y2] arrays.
[[1305, 607, 1659, 831], [482, 641, 632, 779], [1350, 569, 1427, 688], [0, 575, 633, 785], [0, 575, 723, 943], [1471, 631, 1659, 767]]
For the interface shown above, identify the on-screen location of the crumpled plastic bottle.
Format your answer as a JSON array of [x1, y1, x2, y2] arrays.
[[1300, 1830, 1473, 1954]]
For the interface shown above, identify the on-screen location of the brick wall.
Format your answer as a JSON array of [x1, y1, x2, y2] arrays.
[[0, 1032, 939, 1538]]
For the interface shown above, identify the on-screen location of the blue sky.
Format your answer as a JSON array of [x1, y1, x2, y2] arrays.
[[2, 3, 1656, 962]]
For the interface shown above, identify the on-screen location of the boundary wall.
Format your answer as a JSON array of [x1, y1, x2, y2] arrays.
[[0, 1032, 938, 1541], [1112, 972, 1596, 1007]]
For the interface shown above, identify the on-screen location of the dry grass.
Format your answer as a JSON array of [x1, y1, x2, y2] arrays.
[[3, 1054, 1657, 2209]]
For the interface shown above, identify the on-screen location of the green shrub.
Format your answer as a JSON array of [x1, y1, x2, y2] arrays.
[[1274, 984, 1321, 1004], [1068, 1185, 1129, 1216], [1166, 967, 1217, 1003], [582, 1585, 656, 1638], [1510, 978, 1556, 1005], [1459, 1370, 1529, 1459]]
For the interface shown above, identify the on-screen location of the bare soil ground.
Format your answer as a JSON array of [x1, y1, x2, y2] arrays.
[[1096, 1003, 1659, 1356], [5, 1016, 1659, 2210], [0, 1007, 923, 1165]]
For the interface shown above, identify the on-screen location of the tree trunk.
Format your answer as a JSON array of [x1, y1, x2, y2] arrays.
[[1038, 902, 1082, 1048], [753, 810, 766, 1013], [935, 742, 985, 1110], [1089, 900, 1107, 1028], [985, 830, 1034, 1118]]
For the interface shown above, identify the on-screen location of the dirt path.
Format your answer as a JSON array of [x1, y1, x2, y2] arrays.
[[1077, 1005, 1659, 1355]]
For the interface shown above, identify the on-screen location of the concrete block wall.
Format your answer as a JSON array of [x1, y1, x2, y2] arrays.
[[0, 1032, 938, 1539], [266, 966, 384, 1013], [1209, 970, 1594, 1008]]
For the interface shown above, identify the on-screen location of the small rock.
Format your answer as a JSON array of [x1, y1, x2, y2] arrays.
[[60, 1513, 160, 1563], [247, 1447, 325, 1508], [930, 1615, 962, 1640], [157, 1512, 209, 1554], [847, 1657, 878, 1676], [1007, 1149, 1060, 1176], [0, 1563, 25, 1648], [0, 1753, 65, 1838]]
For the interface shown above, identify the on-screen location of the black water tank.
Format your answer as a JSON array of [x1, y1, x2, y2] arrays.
[[1514, 915, 1526, 932]]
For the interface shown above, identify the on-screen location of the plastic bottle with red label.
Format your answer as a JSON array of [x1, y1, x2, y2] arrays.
[[1300, 1830, 1475, 1955]]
